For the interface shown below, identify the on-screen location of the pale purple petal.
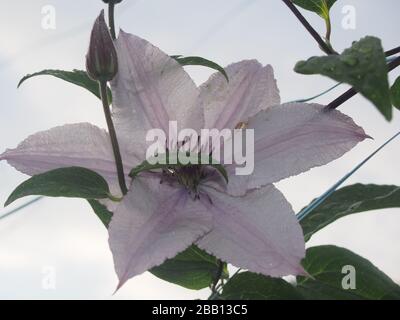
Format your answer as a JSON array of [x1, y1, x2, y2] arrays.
[[111, 31, 202, 156], [0, 123, 137, 190], [199, 60, 280, 131], [208, 103, 369, 196], [197, 185, 305, 277], [108, 176, 212, 289]]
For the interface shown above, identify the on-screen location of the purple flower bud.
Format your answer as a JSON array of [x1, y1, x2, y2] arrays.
[[86, 10, 118, 82]]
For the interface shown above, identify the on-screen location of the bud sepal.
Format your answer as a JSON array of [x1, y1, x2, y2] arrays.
[[86, 10, 118, 82]]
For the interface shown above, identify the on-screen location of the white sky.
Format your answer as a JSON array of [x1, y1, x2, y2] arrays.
[[0, 0, 399, 299]]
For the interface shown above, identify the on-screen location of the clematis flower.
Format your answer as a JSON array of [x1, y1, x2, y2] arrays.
[[0, 31, 369, 290]]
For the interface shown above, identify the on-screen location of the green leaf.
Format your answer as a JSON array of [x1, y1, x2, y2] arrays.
[[292, 0, 337, 20], [298, 245, 400, 299], [129, 152, 228, 183], [129, 157, 168, 179], [295, 36, 392, 120], [390, 76, 400, 109], [301, 184, 400, 242], [5, 167, 112, 206], [174, 56, 229, 82], [150, 245, 228, 290], [87, 199, 113, 227], [220, 272, 303, 300], [18, 69, 112, 104], [296, 279, 364, 300]]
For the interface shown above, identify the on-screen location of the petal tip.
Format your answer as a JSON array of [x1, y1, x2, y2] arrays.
[[113, 280, 125, 294], [0, 149, 10, 161], [295, 265, 309, 278]]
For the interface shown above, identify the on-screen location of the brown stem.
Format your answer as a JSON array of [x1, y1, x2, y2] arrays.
[[108, 3, 116, 40], [281, 0, 334, 55], [385, 46, 400, 57], [325, 16, 332, 42]]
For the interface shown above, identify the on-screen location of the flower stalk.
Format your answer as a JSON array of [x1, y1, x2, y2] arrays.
[[87, 10, 128, 195], [102, 0, 123, 40], [108, 2, 117, 40], [99, 80, 128, 195], [281, 0, 335, 55]]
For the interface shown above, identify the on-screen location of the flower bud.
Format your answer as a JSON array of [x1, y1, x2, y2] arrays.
[[86, 10, 118, 82]]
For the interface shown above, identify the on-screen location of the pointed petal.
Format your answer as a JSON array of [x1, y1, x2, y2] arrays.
[[0, 123, 137, 186], [209, 103, 369, 196], [248, 103, 369, 188], [200, 60, 280, 130], [197, 185, 305, 277], [111, 31, 202, 156], [108, 176, 212, 289]]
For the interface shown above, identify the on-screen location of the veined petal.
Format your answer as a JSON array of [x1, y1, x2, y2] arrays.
[[108, 176, 212, 289], [197, 185, 305, 277], [248, 103, 369, 189], [200, 60, 280, 131], [210, 103, 369, 196], [111, 31, 202, 156], [0, 123, 137, 189]]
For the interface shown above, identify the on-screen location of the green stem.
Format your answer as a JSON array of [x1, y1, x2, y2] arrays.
[[281, 0, 334, 54], [208, 267, 242, 300], [108, 3, 116, 40], [208, 260, 224, 300], [325, 16, 332, 42], [99, 80, 128, 195]]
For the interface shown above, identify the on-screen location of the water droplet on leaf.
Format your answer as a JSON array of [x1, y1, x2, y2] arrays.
[[340, 56, 358, 66]]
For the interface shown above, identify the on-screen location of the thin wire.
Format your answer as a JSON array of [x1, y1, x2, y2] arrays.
[[297, 131, 400, 221], [0, 196, 43, 221], [286, 82, 342, 104]]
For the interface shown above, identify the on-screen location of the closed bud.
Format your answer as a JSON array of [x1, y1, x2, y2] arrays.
[[86, 10, 118, 82]]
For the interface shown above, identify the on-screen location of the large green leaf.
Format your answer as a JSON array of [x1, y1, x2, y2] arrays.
[[295, 36, 392, 120], [173, 56, 228, 82], [150, 245, 228, 290], [296, 279, 364, 300], [298, 245, 400, 300], [18, 69, 112, 104], [220, 272, 303, 300], [301, 184, 400, 241], [5, 167, 112, 206], [390, 76, 400, 109], [292, 0, 337, 19]]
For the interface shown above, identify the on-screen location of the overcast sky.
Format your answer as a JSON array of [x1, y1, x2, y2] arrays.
[[0, 0, 399, 299]]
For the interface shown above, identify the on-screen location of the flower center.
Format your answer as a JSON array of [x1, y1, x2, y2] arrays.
[[162, 164, 206, 198]]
